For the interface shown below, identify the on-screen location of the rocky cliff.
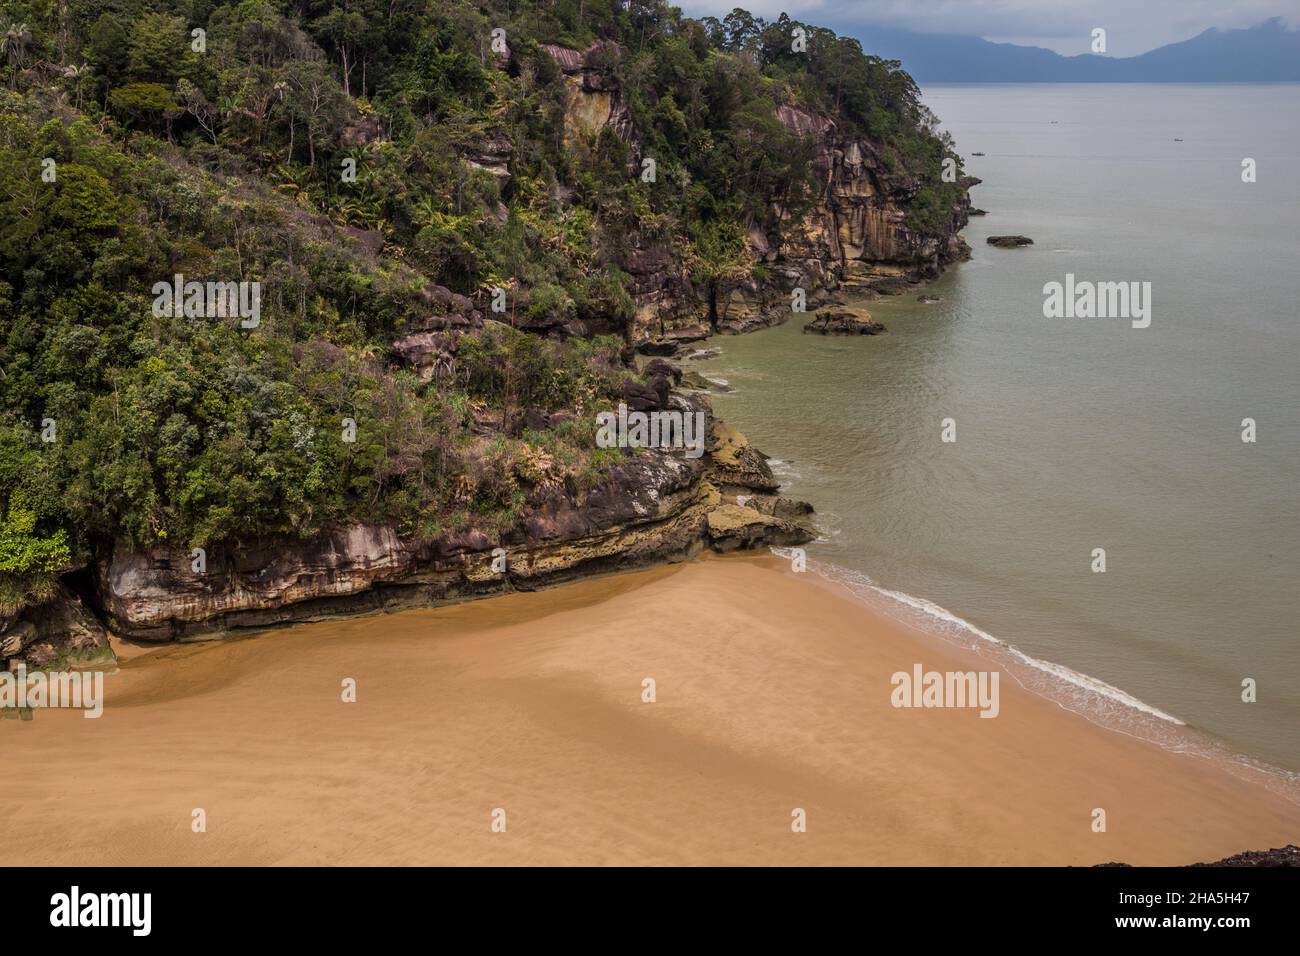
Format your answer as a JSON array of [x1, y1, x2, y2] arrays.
[[704, 105, 975, 341], [96, 416, 810, 644], [535, 43, 976, 350], [0, 33, 965, 667], [702, 104, 977, 343], [772, 106, 976, 291], [1, 369, 813, 659]]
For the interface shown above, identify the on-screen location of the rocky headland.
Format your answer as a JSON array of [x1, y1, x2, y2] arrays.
[[0, 28, 972, 668], [1, 356, 815, 659], [533, 43, 976, 353]]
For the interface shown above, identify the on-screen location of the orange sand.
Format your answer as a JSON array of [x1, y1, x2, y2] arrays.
[[2, 554, 1296, 865]]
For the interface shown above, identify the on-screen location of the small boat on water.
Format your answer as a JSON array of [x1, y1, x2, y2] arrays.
[[971, 151, 985, 156]]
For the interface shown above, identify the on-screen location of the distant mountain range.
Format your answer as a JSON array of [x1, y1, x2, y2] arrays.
[[853, 17, 1300, 83]]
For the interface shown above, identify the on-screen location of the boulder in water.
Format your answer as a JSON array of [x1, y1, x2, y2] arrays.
[[804, 308, 885, 336]]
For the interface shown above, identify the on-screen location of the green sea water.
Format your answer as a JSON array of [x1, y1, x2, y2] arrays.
[[691, 84, 1300, 776]]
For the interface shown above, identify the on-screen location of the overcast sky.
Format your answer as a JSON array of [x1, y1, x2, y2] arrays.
[[676, 1, 1300, 57]]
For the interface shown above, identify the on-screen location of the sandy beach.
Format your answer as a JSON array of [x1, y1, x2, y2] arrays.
[[2, 553, 1296, 866]]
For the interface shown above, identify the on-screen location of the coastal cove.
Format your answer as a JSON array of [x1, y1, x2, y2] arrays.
[[0, 2, 1296, 873]]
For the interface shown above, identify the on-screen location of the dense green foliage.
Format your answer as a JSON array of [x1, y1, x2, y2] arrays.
[[0, 0, 960, 612]]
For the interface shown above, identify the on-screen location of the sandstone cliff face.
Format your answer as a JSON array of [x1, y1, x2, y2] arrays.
[[92, 415, 811, 643], [541, 42, 637, 149], [775, 106, 973, 288], [98, 452, 697, 640], [1, 387, 813, 659], [706, 106, 973, 341], [535, 44, 973, 348], [0, 584, 110, 668]]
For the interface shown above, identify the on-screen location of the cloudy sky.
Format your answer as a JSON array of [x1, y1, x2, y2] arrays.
[[677, 0, 1300, 57]]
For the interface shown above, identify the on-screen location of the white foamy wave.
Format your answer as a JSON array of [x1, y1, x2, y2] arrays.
[[770, 550, 1184, 725], [871, 583, 1184, 725], [766, 458, 802, 482], [766, 549, 1300, 806], [807, 510, 841, 543]]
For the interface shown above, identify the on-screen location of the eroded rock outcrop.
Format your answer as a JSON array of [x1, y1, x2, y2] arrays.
[[460, 129, 512, 185], [708, 421, 781, 495], [86, 413, 812, 643], [541, 42, 637, 150], [1101, 844, 1300, 867], [706, 503, 810, 553], [391, 330, 458, 381], [766, 107, 974, 302], [535, 45, 974, 350], [0, 584, 111, 669], [743, 495, 815, 521]]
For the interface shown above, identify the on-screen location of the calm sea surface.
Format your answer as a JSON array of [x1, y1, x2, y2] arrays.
[[692, 84, 1300, 775]]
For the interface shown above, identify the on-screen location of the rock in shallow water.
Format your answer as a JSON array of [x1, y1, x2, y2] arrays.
[[986, 235, 1034, 248], [746, 495, 815, 521], [803, 308, 886, 336]]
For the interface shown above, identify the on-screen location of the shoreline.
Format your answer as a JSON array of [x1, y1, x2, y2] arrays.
[[779, 550, 1300, 810], [2, 552, 1296, 866], [687, 259, 1300, 792]]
